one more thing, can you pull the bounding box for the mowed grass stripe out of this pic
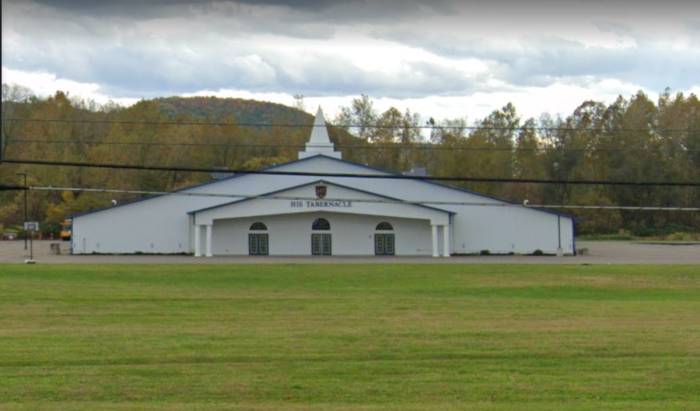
[0,264,699,410]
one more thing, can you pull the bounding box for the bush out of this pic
[532,249,544,256]
[629,223,695,238]
[480,249,490,256]
[665,232,697,242]
[42,222,61,237]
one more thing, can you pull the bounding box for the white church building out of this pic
[70,108,576,257]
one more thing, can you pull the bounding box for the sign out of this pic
[315,184,327,199]
[290,200,353,208]
[24,222,39,231]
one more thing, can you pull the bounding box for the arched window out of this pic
[376,222,393,231]
[312,218,331,231]
[250,222,268,231]
[249,222,269,255]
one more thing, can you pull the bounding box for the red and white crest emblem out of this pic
[315,184,327,199]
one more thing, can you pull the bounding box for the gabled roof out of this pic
[69,154,347,220]
[70,153,577,221]
[187,179,456,216]
[271,154,579,220]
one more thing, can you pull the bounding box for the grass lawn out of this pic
[0,264,699,410]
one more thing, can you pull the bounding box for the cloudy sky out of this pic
[3,0,700,122]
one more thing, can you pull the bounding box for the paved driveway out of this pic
[1,240,698,265]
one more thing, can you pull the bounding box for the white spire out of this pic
[298,107,342,159]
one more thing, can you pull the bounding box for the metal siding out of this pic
[72,155,575,255]
[209,213,432,256]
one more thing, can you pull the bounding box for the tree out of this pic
[335,94,379,142]
[466,103,520,197]
[1,83,36,159]
[510,118,546,204]
[292,94,306,113]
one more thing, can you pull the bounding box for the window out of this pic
[311,219,331,255]
[249,222,268,255]
[375,222,394,255]
[312,218,330,231]
[376,222,393,231]
[250,222,268,231]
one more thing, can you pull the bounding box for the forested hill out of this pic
[1,85,699,237]
[154,96,313,126]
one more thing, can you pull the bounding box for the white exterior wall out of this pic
[71,194,195,254]
[279,157,575,255]
[72,154,575,256]
[212,213,433,256]
[71,159,386,254]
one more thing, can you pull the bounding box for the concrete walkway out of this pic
[1,240,699,265]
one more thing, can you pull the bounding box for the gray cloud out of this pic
[23,0,457,24]
[595,21,634,37]
[2,0,478,99]
[3,0,700,106]
[376,23,700,94]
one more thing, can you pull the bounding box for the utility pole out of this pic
[553,162,564,257]
[16,171,28,250]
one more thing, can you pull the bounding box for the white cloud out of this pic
[1,66,139,107]
[0,64,674,128]
[223,55,277,86]
[2,0,698,123]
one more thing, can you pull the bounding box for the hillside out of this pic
[154,96,313,126]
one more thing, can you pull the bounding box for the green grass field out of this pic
[1,264,699,410]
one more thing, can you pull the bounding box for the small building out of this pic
[70,108,576,257]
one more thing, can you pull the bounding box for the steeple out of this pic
[298,107,342,160]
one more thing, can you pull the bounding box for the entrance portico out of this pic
[189,180,454,257]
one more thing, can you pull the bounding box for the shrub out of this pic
[480,249,490,256]
[666,232,693,242]
[532,249,544,256]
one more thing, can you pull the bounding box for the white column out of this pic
[431,225,439,257]
[194,225,201,257]
[442,225,450,257]
[205,224,213,257]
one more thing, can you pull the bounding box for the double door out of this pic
[311,234,332,256]
[249,234,269,255]
[375,234,395,255]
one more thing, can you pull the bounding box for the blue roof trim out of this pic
[293,155,579,221]
[71,152,577,221]
[188,178,456,216]
[69,155,334,220]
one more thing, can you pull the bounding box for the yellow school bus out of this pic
[60,219,72,241]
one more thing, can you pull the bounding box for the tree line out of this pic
[1,83,699,236]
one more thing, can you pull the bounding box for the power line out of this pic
[4,117,700,133]
[4,138,697,153]
[0,184,28,191]
[5,158,700,187]
[28,185,700,211]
